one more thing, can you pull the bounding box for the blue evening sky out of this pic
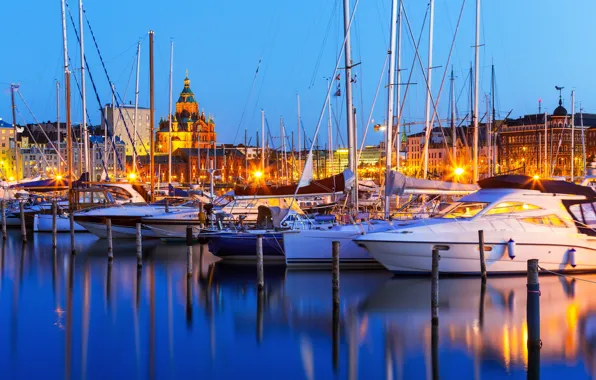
[0,0,594,147]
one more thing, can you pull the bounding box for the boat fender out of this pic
[568,248,577,268]
[507,239,516,260]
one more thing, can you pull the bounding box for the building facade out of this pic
[155,74,216,154]
[101,103,151,157]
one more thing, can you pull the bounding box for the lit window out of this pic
[486,202,541,215]
[522,214,569,228]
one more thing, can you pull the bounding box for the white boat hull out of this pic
[76,221,156,239]
[33,214,87,232]
[356,229,596,274]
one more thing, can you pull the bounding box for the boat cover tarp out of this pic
[386,171,479,196]
[479,175,596,198]
[168,183,189,197]
[234,169,354,197]
[9,173,89,191]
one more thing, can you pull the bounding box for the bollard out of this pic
[165,199,169,213]
[478,230,487,280]
[136,223,143,267]
[186,226,193,276]
[52,200,57,248]
[1,200,6,240]
[332,241,340,302]
[107,218,113,260]
[19,202,26,243]
[69,212,76,254]
[526,259,540,347]
[431,248,440,325]
[256,235,264,291]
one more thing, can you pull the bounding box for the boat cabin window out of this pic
[485,202,541,215]
[521,214,569,228]
[568,203,596,225]
[78,191,107,204]
[439,202,488,219]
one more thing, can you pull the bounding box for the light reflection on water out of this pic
[0,230,594,379]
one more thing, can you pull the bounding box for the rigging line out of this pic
[232,59,261,145]
[15,108,56,175]
[357,54,388,165]
[82,8,136,171]
[538,266,596,285]
[16,90,65,166]
[391,3,429,149]
[308,2,338,89]
[66,6,118,175]
[120,54,137,103]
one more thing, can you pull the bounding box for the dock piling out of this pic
[136,223,143,266]
[19,202,26,243]
[1,200,7,240]
[478,230,487,280]
[165,199,169,213]
[431,248,440,325]
[527,259,540,346]
[107,218,113,260]
[52,200,57,248]
[256,235,264,291]
[69,212,75,254]
[332,241,340,299]
[186,226,193,276]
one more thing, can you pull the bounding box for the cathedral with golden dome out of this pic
[156,73,216,153]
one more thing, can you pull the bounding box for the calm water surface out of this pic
[0,230,594,379]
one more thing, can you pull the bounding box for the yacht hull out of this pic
[356,230,596,274]
[33,214,87,232]
[142,218,204,239]
[207,232,285,262]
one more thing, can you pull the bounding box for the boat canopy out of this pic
[9,173,90,191]
[478,175,596,198]
[386,171,479,196]
[234,169,354,198]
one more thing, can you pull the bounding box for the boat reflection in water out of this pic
[360,275,596,379]
[0,228,594,379]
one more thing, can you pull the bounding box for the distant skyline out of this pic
[1,0,595,147]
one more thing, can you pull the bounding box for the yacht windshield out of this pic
[436,202,489,219]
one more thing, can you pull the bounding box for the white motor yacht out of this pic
[354,175,596,274]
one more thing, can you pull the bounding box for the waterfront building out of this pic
[101,103,151,157]
[155,74,216,154]
[0,118,16,179]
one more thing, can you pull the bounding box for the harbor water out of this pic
[0,230,594,379]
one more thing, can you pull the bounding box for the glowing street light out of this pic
[533,174,540,180]
[56,174,63,181]
[454,167,465,176]
[128,172,137,181]
[253,171,263,179]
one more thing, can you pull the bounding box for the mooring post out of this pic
[69,212,76,254]
[165,198,169,213]
[478,230,487,281]
[107,218,113,260]
[431,248,440,325]
[256,235,264,291]
[527,258,541,380]
[331,241,341,371]
[19,201,26,243]
[1,200,7,240]
[332,240,340,298]
[136,222,143,266]
[256,285,264,344]
[52,200,58,248]
[199,243,205,282]
[527,259,540,346]
[186,276,193,328]
[186,226,193,276]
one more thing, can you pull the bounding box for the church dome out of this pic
[178,74,197,103]
[552,99,567,117]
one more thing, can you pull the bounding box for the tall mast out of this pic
[79,0,89,175]
[544,112,548,178]
[581,104,586,177]
[56,81,61,176]
[244,129,248,181]
[261,109,265,173]
[297,93,301,171]
[384,0,398,219]
[450,68,456,161]
[485,93,491,177]
[168,41,174,183]
[326,79,333,176]
[133,41,141,173]
[60,0,72,195]
[421,0,435,179]
[473,0,481,182]
[10,85,19,181]
[395,0,402,169]
[149,30,155,202]
[571,90,575,181]
[343,0,358,208]
[491,64,496,176]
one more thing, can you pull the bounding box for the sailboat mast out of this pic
[10,85,19,181]
[473,0,481,182]
[133,41,141,173]
[491,64,496,176]
[343,0,358,208]
[395,0,402,169]
[297,94,301,171]
[56,81,61,176]
[60,0,72,195]
[581,105,586,177]
[327,79,333,176]
[571,90,575,181]
[149,30,155,202]
[261,109,265,173]
[168,41,173,183]
[421,0,435,179]
[384,0,398,219]
[79,0,89,175]
[450,68,456,161]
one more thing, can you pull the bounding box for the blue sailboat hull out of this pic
[206,232,286,261]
